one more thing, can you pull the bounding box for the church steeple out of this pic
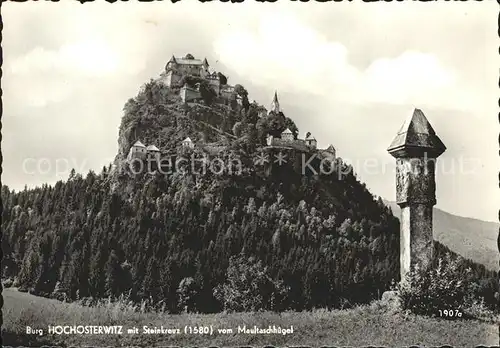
[268,91,280,115]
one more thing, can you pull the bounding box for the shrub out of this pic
[397,253,471,317]
[232,122,244,137]
[214,254,289,312]
[3,278,13,288]
[177,277,199,313]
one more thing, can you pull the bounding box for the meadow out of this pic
[3,287,498,347]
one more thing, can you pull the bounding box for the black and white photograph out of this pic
[1,1,499,347]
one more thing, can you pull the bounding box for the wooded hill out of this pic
[2,79,496,313]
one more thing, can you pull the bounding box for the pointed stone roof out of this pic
[388,108,446,158]
[326,144,335,152]
[202,58,209,66]
[282,128,292,134]
[146,145,160,151]
[272,91,278,103]
[133,140,146,148]
[268,91,280,114]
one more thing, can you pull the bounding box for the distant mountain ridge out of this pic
[384,200,498,271]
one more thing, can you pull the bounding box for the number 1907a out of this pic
[438,309,463,318]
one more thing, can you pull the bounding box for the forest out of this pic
[2,79,496,313]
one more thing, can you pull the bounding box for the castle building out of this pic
[146,144,161,162]
[180,83,203,103]
[324,144,336,158]
[162,54,210,87]
[206,71,222,95]
[127,141,162,162]
[182,137,194,148]
[236,95,244,106]
[305,134,317,149]
[220,85,235,100]
[127,140,147,160]
[256,105,267,118]
[268,91,281,115]
[281,128,294,141]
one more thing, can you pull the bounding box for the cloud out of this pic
[8,40,127,77]
[361,51,458,106]
[213,11,474,112]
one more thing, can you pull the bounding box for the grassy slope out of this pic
[385,201,499,271]
[3,288,497,347]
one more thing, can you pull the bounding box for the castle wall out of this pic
[208,78,221,94]
[182,140,194,148]
[147,151,161,163]
[220,86,235,100]
[306,139,317,149]
[173,64,204,77]
[164,70,181,87]
[181,86,202,103]
[268,138,309,152]
[323,149,336,159]
[127,147,147,161]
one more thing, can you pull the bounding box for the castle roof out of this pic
[168,53,206,66]
[388,108,446,158]
[146,145,160,151]
[282,128,293,134]
[305,134,316,141]
[268,138,310,152]
[176,58,204,65]
[326,144,335,152]
[268,90,281,114]
[133,140,146,148]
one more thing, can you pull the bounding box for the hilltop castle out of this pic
[127,87,336,164]
[158,53,241,105]
[162,54,210,87]
[129,55,337,162]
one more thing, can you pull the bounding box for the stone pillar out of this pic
[388,109,446,281]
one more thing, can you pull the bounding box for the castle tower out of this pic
[388,109,446,281]
[127,140,147,161]
[281,128,293,141]
[325,144,336,158]
[146,144,161,163]
[305,133,317,149]
[268,91,280,115]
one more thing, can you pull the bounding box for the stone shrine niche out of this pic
[395,158,410,204]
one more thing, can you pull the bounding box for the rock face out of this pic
[388,109,446,282]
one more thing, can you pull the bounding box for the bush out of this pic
[397,253,472,317]
[3,278,13,288]
[214,254,289,312]
[177,277,199,313]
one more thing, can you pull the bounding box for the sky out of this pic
[3,1,498,222]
